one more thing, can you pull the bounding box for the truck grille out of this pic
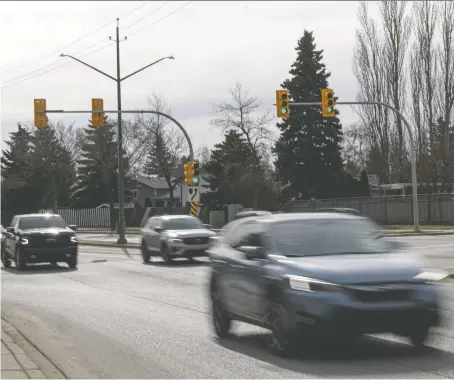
[30,234,70,248]
[183,237,209,245]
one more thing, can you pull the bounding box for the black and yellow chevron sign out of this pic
[190,202,199,217]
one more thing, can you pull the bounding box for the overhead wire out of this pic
[1,1,193,89]
[0,1,152,76]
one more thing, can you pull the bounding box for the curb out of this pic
[1,318,66,379]
[384,231,454,237]
[78,241,140,249]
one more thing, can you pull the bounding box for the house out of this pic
[123,171,212,208]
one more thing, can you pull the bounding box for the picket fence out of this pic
[39,208,110,228]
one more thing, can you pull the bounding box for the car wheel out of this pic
[67,255,78,269]
[141,241,151,263]
[161,244,173,265]
[409,325,430,347]
[15,248,26,271]
[266,303,296,357]
[211,284,231,338]
[1,246,11,268]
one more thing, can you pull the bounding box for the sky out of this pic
[0,0,373,154]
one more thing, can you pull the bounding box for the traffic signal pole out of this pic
[287,100,420,233]
[60,18,175,244]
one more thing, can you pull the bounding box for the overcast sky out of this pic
[0,1,375,153]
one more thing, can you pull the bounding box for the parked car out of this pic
[1,214,78,270]
[233,210,272,220]
[140,215,216,264]
[208,212,446,356]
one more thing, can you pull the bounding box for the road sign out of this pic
[187,186,200,203]
[190,202,199,217]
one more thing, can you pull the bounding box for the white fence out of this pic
[39,208,111,228]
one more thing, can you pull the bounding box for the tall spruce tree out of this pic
[72,118,129,227]
[31,125,75,211]
[205,130,260,208]
[1,123,35,224]
[274,31,346,200]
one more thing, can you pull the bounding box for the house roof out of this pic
[134,174,174,189]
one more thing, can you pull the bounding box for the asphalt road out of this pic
[1,236,454,379]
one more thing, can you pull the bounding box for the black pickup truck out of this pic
[1,213,78,270]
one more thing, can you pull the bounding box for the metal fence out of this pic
[39,208,111,228]
[287,193,454,224]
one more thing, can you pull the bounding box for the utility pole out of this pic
[60,18,175,244]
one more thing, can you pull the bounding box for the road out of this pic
[0,236,453,379]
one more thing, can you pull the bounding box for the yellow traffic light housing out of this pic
[276,89,289,118]
[192,161,200,185]
[184,162,193,185]
[34,99,47,128]
[321,88,335,117]
[92,98,104,127]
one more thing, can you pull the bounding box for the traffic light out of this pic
[321,88,335,117]
[184,162,193,185]
[92,98,104,127]
[192,161,200,185]
[34,99,47,128]
[276,89,289,118]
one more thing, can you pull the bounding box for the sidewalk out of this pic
[1,319,65,379]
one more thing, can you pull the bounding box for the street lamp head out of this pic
[168,55,175,60]
[59,53,66,57]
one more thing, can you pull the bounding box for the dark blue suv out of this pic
[208,213,445,356]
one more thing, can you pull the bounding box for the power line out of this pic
[1,41,115,89]
[127,1,193,38]
[0,2,152,76]
[123,1,172,29]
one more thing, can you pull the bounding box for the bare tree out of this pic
[436,1,454,190]
[210,82,274,153]
[379,0,411,181]
[412,0,439,192]
[138,93,188,209]
[342,123,370,177]
[53,121,84,165]
[353,1,391,183]
[210,82,275,208]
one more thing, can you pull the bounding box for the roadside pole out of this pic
[60,18,175,244]
[289,100,420,233]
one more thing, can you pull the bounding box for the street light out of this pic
[60,20,174,244]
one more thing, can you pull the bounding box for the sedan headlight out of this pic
[19,237,29,245]
[70,236,78,243]
[413,270,448,283]
[287,275,343,292]
[169,238,183,244]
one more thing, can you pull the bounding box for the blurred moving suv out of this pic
[141,215,216,264]
[208,212,447,356]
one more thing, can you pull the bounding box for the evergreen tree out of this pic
[205,130,262,208]
[1,123,35,224]
[72,118,129,227]
[274,30,346,200]
[31,125,75,211]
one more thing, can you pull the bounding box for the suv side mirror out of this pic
[6,227,15,234]
[69,225,77,231]
[237,246,265,260]
[154,226,162,233]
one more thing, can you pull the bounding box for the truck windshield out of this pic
[19,216,67,230]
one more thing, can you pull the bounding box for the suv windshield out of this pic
[268,219,389,257]
[164,218,204,230]
[19,216,67,230]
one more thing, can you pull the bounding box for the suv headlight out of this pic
[19,237,29,245]
[169,238,183,244]
[413,270,448,283]
[287,275,342,292]
[70,236,78,243]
